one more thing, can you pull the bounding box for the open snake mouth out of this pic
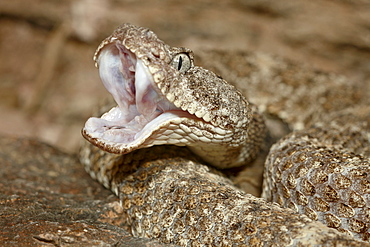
[83,42,193,148]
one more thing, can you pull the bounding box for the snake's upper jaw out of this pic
[82,41,197,154]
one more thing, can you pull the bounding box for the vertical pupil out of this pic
[177,56,183,70]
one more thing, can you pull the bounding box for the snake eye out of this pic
[170,53,191,73]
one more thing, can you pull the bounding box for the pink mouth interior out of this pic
[84,42,182,143]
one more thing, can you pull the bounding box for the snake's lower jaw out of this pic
[82,108,208,154]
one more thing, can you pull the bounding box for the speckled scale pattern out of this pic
[196,49,370,241]
[195,50,365,131]
[80,144,367,247]
[264,126,370,241]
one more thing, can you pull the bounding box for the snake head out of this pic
[82,24,257,168]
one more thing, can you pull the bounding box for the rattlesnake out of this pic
[79,23,370,246]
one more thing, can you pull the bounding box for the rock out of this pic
[0,136,173,246]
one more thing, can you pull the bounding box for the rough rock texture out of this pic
[0,136,175,247]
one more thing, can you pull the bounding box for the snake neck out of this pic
[80,144,233,194]
[188,104,266,168]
